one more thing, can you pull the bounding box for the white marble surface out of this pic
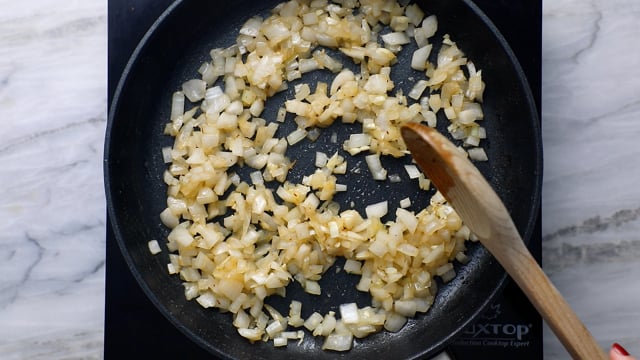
[541,0,640,357]
[0,0,638,359]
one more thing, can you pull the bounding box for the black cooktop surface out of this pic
[106,1,542,359]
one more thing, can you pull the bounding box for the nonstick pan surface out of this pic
[105,0,542,358]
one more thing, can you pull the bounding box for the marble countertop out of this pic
[1,0,639,359]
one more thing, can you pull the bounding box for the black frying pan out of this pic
[105,0,542,358]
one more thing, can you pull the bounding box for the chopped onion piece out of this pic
[408,79,429,100]
[304,312,324,331]
[365,154,387,180]
[350,133,372,148]
[239,16,263,37]
[238,328,263,342]
[390,15,410,32]
[182,79,207,102]
[322,333,353,351]
[394,300,417,317]
[266,319,286,338]
[396,208,418,233]
[384,312,407,332]
[287,128,308,145]
[330,69,355,95]
[335,183,347,192]
[299,58,320,73]
[339,303,359,324]
[411,44,432,71]
[365,201,388,219]
[404,164,421,179]
[147,240,162,255]
[170,91,185,121]
[250,171,264,185]
[161,146,172,163]
[197,292,217,308]
[464,135,480,147]
[273,336,288,347]
[381,32,410,46]
[418,173,431,190]
[315,151,328,168]
[305,280,321,295]
[343,259,362,274]
[405,3,425,26]
[159,208,179,229]
[289,300,304,327]
[468,147,488,161]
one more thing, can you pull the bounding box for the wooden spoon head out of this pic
[400,123,508,240]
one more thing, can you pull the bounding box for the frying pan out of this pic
[105,0,542,358]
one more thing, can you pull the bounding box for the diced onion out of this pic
[381,32,410,46]
[287,128,308,145]
[404,164,421,179]
[394,299,417,317]
[365,201,388,219]
[304,312,324,331]
[339,303,359,324]
[147,240,162,255]
[315,151,328,168]
[365,154,387,180]
[343,259,362,274]
[159,208,179,229]
[408,79,429,100]
[158,0,487,353]
[467,147,488,161]
[239,16,263,37]
[182,79,207,102]
[405,4,425,26]
[384,312,407,332]
[161,147,172,163]
[322,333,353,351]
[273,336,288,347]
[170,91,185,121]
[421,15,438,39]
[411,44,432,71]
[335,183,347,192]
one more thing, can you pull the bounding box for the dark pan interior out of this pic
[105,0,542,359]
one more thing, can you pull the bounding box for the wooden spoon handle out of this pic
[462,170,606,359]
[494,233,606,360]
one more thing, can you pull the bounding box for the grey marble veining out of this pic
[0,1,106,358]
[541,0,640,357]
[0,0,639,359]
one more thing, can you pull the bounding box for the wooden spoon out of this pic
[401,123,606,360]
